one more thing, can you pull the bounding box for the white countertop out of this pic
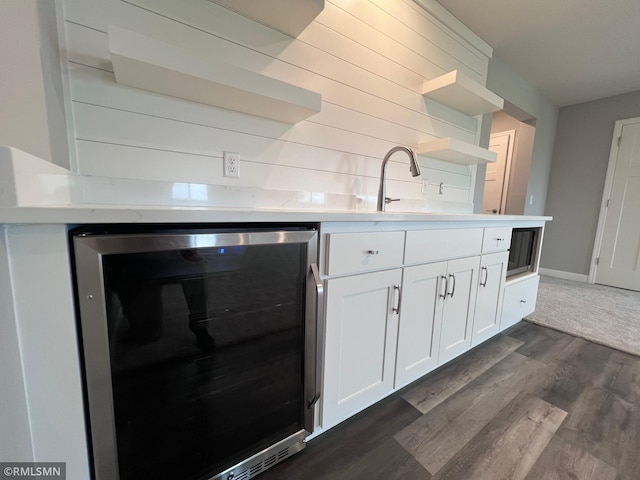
[0,203,551,225]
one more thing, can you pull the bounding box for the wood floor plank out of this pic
[433,395,567,480]
[508,322,577,364]
[554,350,640,479]
[263,323,640,480]
[401,335,524,414]
[260,396,422,480]
[524,338,614,412]
[597,351,640,480]
[394,352,544,475]
[525,435,618,480]
[340,439,431,480]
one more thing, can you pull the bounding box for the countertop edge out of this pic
[0,205,552,225]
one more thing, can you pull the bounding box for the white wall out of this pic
[542,90,640,276]
[59,0,495,211]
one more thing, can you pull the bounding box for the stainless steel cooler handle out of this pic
[308,263,324,408]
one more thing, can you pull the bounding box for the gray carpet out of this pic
[525,275,640,357]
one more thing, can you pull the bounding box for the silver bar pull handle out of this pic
[308,263,324,409]
[439,275,448,299]
[392,284,401,314]
[480,266,488,287]
[448,273,456,298]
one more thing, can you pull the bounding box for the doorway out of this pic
[592,117,640,291]
[482,109,536,215]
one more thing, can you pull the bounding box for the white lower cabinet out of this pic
[501,275,540,331]
[394,262,445,389]
[396,256,481,390]
[438,256,481,364]
[321,268,402,429]
[319,223,544,434]
[472,251,509,346]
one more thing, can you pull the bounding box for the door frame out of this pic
[484,129,516,214]
[589,116,640,284]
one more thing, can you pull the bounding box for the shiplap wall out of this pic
[60,0,492,211]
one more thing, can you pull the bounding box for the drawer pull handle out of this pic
[520,299,527,303]
[496,237,505,242]
[366,250,380,255]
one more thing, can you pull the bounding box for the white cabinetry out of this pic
[395,262,443,389]
[482,227,512,254]
[321,231,405,428]
[396,229,482,388]
[320,222,544,433]
[326,231,404,276]
[395,256,480,388]
[438,256,480,364]
[322,268,401,428]
[472,251,508,346]
[501,275,539,331]
[472,227,512,346]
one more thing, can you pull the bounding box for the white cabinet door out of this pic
[439,256,480,364]
[395,262,445,389]
[322,268,402,429]
[472,251,508,346]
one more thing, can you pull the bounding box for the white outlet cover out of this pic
[223,151,240,178]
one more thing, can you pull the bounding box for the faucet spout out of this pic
[377,146,421,212]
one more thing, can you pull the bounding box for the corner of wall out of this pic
[486,56,559,216]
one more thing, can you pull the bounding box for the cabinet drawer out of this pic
[482,227,512,253]
[501,275,539,330]
[404,228,483,264]
[326,231,405,276]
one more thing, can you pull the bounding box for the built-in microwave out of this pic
[507,227,538,277]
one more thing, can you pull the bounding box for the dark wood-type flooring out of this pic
[261,321,640,480]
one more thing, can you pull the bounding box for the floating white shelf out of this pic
[108,26,322,124]
[210,0,324,37]
[422,70,504,116]
[416,137,497,165]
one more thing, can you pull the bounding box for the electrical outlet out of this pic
[223,151,240,178]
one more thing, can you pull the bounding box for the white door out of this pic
[483,130,515,214]
[596,120,640,291]
[395,262,445,389]
[472,251,508,346]
[439,256,480,364]
[322,269,402,428]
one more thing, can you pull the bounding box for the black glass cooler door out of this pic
[73,229,319,480]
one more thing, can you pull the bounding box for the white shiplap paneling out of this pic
[60,0,492,210]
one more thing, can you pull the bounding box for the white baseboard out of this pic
[539,268,588,283]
